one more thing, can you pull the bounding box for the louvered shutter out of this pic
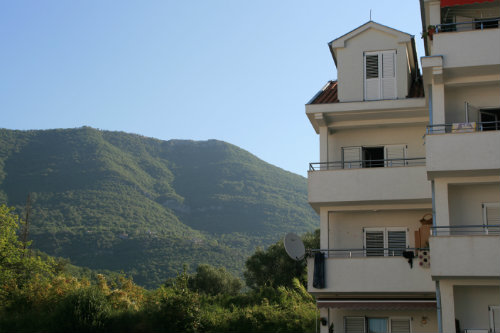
[390,318,411,333]
[489,305,500,333]
[364,53,380,100]
[364,229,384,256]
[381,51,396,99]
[388,230,407,256]
[484,203,500,225]
[345,317,365,333]
[343,147,362,169]
[384,145,406,167]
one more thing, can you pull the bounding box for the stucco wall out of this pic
[448,183,500,226]
[328,210,431,249]
[444,84,500,124]
[454,285,500,331]
[328,125,427,162]
[329,308,437,333]
[336,29,409,102]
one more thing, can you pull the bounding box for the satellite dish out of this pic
[284,232,305,261]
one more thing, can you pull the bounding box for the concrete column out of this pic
[319,126,328,166]
[429,1,441,26]
[432,74,446,125]
[319,308,329,333]
[439,280,456,333]
[434,179,450,229]
[320,208,329,251]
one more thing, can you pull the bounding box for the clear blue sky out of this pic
[0,1,424,177]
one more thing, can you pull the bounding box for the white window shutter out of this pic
[489,305,500,333]
[342,147,362,169]
[345,317,366,333]
[483,203,500,225]
[364,53,380,100]
[387,230,407,256]
[384,144,406,167]
[364,229,385,256]
[381,51,396,99]
[390,318,411,333]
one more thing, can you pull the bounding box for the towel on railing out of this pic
[313,252,325,289]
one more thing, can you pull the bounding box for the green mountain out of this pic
[0,127,317,287]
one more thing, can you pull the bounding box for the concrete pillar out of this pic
[434,179,450,230]
[319,308,329,333]
[319,126,328,166]
[320,208,329,251]
[432,73,446,126]
[439,280,456,333]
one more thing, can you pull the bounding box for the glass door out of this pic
[367,318,387,333]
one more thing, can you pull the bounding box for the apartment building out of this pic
[305,1,500,332]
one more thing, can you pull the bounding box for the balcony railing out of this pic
[426,121,500,134]
[308,247,428,258]
[309,157,426,171]
[435,18,500,33]
[431,224,500,236]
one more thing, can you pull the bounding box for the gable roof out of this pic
[328,21,414,66]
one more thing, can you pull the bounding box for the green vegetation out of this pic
[0,127,318,287]
[0,206,318,332]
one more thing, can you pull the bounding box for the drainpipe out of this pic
[429,88,433,126]
[432,181,443,333]
[465,101,469,123]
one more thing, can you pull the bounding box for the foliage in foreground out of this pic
[0,205,318,332]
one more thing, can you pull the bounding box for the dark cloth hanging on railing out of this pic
[313,252,325,289]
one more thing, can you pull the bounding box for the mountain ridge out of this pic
[0,127,317,287]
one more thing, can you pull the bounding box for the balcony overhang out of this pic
[316,299,437,310]
[306,98,427,133]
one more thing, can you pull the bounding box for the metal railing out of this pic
[435,18,500,33]
[426,121,500,134]
[431,224,500,236]
[309,157,426,171]
[308,247,428,258]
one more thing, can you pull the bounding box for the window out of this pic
[480,109,500,131]
[364,50,396,100]
[490,305,500,333]
[364,227,408,257]
[344,317,411,333]
[342,145,407,169]
[483,203,500,226]
[345,317,365,333]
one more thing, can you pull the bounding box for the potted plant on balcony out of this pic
[422,25,436,40]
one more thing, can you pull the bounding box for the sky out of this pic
[0,1,425,177]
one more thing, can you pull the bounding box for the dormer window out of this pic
[364,50,396,100]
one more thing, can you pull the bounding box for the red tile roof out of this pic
[308,77,424,104]
[308,81,339,104]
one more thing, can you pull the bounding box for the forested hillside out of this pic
[0,127,317,287]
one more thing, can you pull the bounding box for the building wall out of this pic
[448,183,500,226]
[328,308,437,333]
[336,28,410,102]
[328,125,426,162]
[454,285,500,331]
[328,210,431,250]
[444,84,500,124]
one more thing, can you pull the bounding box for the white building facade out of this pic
[306,1,500,332]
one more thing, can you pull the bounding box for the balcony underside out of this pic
[308,166,431,211]
[307,256,435,295]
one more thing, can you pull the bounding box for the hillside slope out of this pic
[0,127,317,287]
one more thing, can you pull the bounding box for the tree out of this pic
[189,264,243,296]
[0,205,54,306]
[243,229,319,289]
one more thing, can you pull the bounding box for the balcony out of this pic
[432,20,500,69]
[429,225,500,278]
[308,158,430,208]
[425,122,500,177]
[307,248,435,294]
